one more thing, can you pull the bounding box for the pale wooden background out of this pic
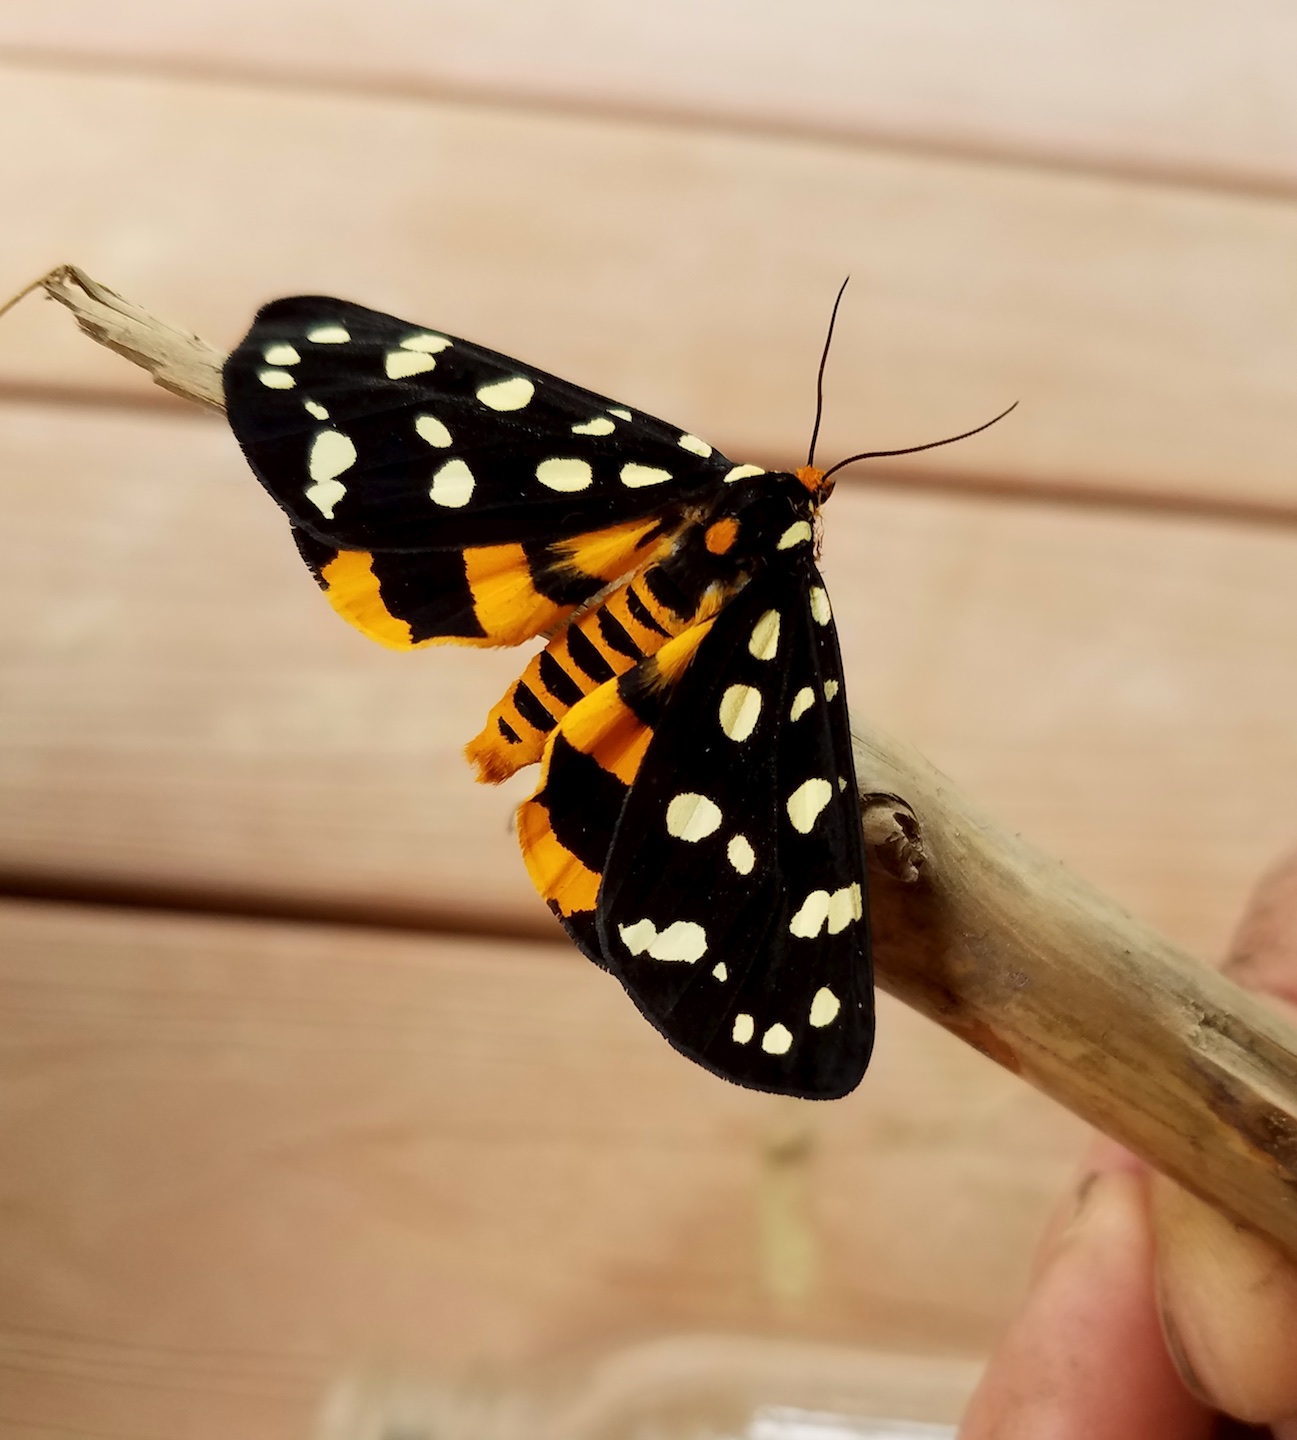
[3,5,1297,1437]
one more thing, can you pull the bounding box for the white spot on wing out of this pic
[308,429,357,482]
[790,687,814,721]
[477,376,534,411]
[762,1024,793,1055]
[618,918,657,955]
[536,457,593,492]
[727,834,755,874]
[810,586,832,624]
[572,417,615,436]
[608,406,633,420]
[809,988,840,1027]
[415,414,453,448]
[732,1013,755,1044]
[719,684,761,741]
[401,332,451,354]
[725,464,765,483]
[665,792,723,842]
[429,458,475,508]
[789,890,830,939]
[263,343,300,365]
[304,400,329,420]
[386,349,438,379]
[618,918,708,963]
[620,463,671,488]
[712,963,728,981]
[258,368,295,389]
[678,433,712,458]
[307,324,349,344]
[828,883,863,934]
[652,923,707,961]
[778,521,813,550]
[787,777,832,833]
[824,679,840,700]
[304,479,346,519]
[789,884,861,938]
[748,610,780,661]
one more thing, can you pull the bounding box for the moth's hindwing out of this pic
[293,514,673,652]
[595,561,874,1099]
[223,295,743,554]
[517,621,716,967]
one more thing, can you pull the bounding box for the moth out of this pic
[223,290,1007,1098]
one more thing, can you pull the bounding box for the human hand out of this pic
[959,851,1297,1439]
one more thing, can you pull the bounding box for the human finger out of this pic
[959,1147,1210,1440]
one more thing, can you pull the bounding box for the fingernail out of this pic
[1154,1175,1297,1422]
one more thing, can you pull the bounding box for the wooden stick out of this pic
[13,266,1297,1262]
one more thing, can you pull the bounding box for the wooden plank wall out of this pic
[2,6,1295,1436]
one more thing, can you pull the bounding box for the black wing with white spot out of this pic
[224,296,751,552]
[595,557,874,1099]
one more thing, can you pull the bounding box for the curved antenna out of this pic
[806,276,850,470]
[821,401,1018,481]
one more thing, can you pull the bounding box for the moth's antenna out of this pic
[807,276,850,471]
[821,401,1018,481]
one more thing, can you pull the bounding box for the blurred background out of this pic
[3,2,1297,1435]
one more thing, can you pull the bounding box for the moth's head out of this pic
[793,464,835,505]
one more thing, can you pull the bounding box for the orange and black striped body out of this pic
[470,479,815,781]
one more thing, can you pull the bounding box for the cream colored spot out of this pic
[727,834,755,874]
[304,478,346,519]
[789,885,861,939]
[608,406,633,420]
[621,463,671,488]
[790,891,829,939]
[762,1024,793,1055]
[258,368,295,389]
[732,1013,755,1044]
[618,918,657,955]
[787,778,832,833]
[618,918,708,963]
[665,792,722,842]
[429,458,475,508]
[678,433,712,458]
[790,687,814,721]
[572,416,615,436]
[477,376,534,411]
[263,343,300,365]
[385,349,438,380]
[724,464,765,483]
[719,684,761,742]
[308,429,357,482]
[400,332,451,354]
[536,457,593,492]
[307,324,350,344]
[838,776,848,791]
[748,610,780,661]
[810,586,832,624]
[304,399,330,420]
[828,884,863,933]
[712,963,728,982]
[415,414,453,448]
[778,520,813,550]
[824,679,840,700]
[809,988,840,1027]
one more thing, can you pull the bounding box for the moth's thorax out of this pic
[688,469,820,570]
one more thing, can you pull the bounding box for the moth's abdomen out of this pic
[467,554,731,783]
